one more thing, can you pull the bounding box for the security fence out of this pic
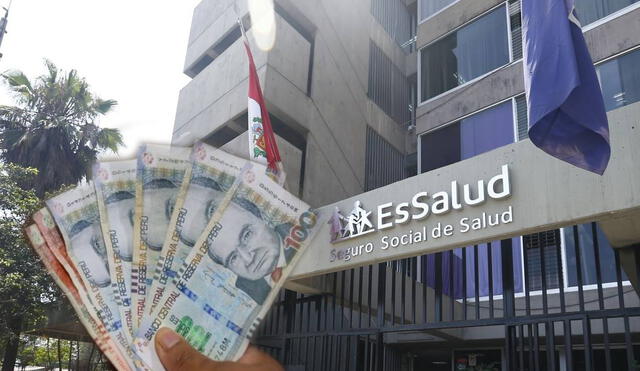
[255,221,640,371]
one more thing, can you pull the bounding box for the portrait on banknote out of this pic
[178,175,226,247]
[105,190,135,261]
[69,218,111,288]
[206,185,296,305]
[143,178,178,251]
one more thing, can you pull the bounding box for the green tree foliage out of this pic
[0,60,123,370]
[17,336,73,370]
[0,59,123,196]
[0,163,55,370]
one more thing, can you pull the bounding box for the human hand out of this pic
[155,327,284,371]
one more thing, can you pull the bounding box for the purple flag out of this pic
[522,0,610,175]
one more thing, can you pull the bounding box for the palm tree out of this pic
[0,59,123,196]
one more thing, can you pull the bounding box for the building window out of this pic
[420,99,515,173]
[368,41,412,126]
[575,0,640,26]
[365,126,406,191]
[596,48,640,112]
[563,223,623,287]
[515,95,529,141]
[420,5,510,102]
[371,0,414,49]
[420,238,523,299]
[508,0,523,60]
[419,0,458,21]
[524,230,562,291]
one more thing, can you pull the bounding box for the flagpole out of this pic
[237,17,248,43]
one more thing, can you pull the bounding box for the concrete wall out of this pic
[173,13,310,145]
[218,131,303,196]
[184,0,244,74]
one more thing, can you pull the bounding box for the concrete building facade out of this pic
[174,0,640,370]
[173,0,418,207]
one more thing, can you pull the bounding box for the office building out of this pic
[174,0,640,369]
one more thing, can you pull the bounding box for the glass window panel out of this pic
[462,238,522,299]
[421,238,522,300]
[420,122,460,173]
[575,0,639,26]
[453,7,509,84]
[420,100,516,173]
[523,230,562,291]
[597,48,640,112]
[564,223,622,286]
[420,0,458,21]
[618,49,640,107]
[598,57,626,111]
[420,6,509,101]
[460,100,514,159]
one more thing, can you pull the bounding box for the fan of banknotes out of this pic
[24,142,321,371]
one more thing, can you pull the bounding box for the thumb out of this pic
[155,328,219,371]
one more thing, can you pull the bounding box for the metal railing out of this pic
[255,222,640,370]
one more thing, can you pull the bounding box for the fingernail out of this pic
[157,328,181,350]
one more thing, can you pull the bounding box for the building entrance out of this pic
[255,222,640,371]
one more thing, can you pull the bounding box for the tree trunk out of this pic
[1,316,23,371]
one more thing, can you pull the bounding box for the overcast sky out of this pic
[0,0,200,158]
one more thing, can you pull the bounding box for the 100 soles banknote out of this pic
[145,143,263,317]
[132,144,191,331]
[95,159,138,337]
[25,224,134,371]
[134,162,320,369]
[46,183,136,364]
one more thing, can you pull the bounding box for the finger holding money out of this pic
[154,328,283,371]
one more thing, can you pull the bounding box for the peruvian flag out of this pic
[243,40,286,185]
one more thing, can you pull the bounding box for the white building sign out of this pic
[329,164,513,263]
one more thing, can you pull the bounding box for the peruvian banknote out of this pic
[32,208,87,295]
[94,159,137,337]
[25,224,134,371]
[134,162,321,368]
[46,183,135,364]
[132,144,191,331]
[145,143,258,317]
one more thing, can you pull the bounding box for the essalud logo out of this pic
[328,201,375,243]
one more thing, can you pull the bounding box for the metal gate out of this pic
[255,222,640,370]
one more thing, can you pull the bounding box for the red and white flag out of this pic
[242,36,286,185]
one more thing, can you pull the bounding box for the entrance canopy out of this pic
[290,104,640,281]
